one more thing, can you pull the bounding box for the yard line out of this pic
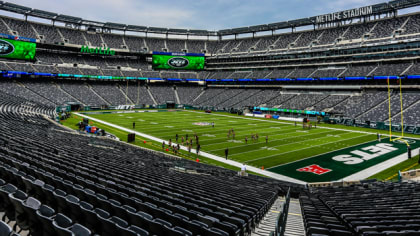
[245,133,372,164]
[184,110,420,140]
[208,129,341,153]
[144,122,291,137]
[225,130,348,157]
[201,126,311,148]
[75,112,307,185]
[266,137,376,169]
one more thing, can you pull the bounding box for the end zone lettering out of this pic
[332,143,398,165]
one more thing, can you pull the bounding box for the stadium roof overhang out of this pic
[0,0,418,37]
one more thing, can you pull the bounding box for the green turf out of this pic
[368,156,420,181]
[76,110,420,182]
[60,113,257,175]
[269,139,419,182]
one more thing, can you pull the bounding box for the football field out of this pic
[82,110,420,183]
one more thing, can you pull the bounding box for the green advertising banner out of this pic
[152,55,205,70]
[0,38,36,60]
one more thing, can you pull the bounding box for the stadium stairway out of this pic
[284,198,305,236]
[251,196,284,236]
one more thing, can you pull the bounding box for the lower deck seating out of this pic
[0,93,286,236]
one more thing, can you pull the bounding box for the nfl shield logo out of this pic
[297,164,331,175]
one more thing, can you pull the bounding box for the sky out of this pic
[5,0,420,30]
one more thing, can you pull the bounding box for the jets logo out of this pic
[393,139,416,145]
[0,40,14,56]
[168,57,189,68]
[297,164,332,175]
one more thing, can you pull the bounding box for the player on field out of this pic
[408,145,412,159]
[225,147,229,160]
[196,144,201,156]
[245,136,248,144]
[266,135,268,144]
[133,122,135,129]
[162,141,165,150]
[169,139,172,146]
[232,131,235,140]
[181,136,184,145]
[176,134,178,142]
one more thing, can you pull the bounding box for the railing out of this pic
[270,187,291,236]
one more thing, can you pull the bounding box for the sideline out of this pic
[74,112,307,185]
[186,110,420,180]
[185,110,420,140]
[342,148,420,181]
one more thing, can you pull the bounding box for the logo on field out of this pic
[0,40,14,56]
[393,139,416,145]
[168,57,189,68]
[297,164,332,175]
[193,122,211,126]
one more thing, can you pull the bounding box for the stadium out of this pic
[0,0,420,235]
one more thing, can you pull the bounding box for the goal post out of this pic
[387,76,409,146]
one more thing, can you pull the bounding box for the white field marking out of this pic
[150,122,158,124]
[260,146,278,151]
[183,110,420,141]
[202,134,216,137]
[227,140,244,143]
[226,130,351,157]
[341,147,420,181]
[296,130,308,133]
[248,133,372,164]
[248,124,257,126]
[270,127,282,129]
[228,121,237,123]
[182,129,193,132]
[267,137,376,169]
[118,115,124,116]
[165,126,174,128]
[209,129,340,152]
[127,117,134,118]
[137,119,145,121]
[74,112,306,185]
[142,122,294,139]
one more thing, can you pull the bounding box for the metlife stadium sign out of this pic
[315,6,373,24]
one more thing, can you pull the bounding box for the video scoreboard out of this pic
[0,38,36,60]
[152,52,205,71]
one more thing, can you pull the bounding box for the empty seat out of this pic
[0,221,13,236]
[36,205,56,236]
[53,213,73,236]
